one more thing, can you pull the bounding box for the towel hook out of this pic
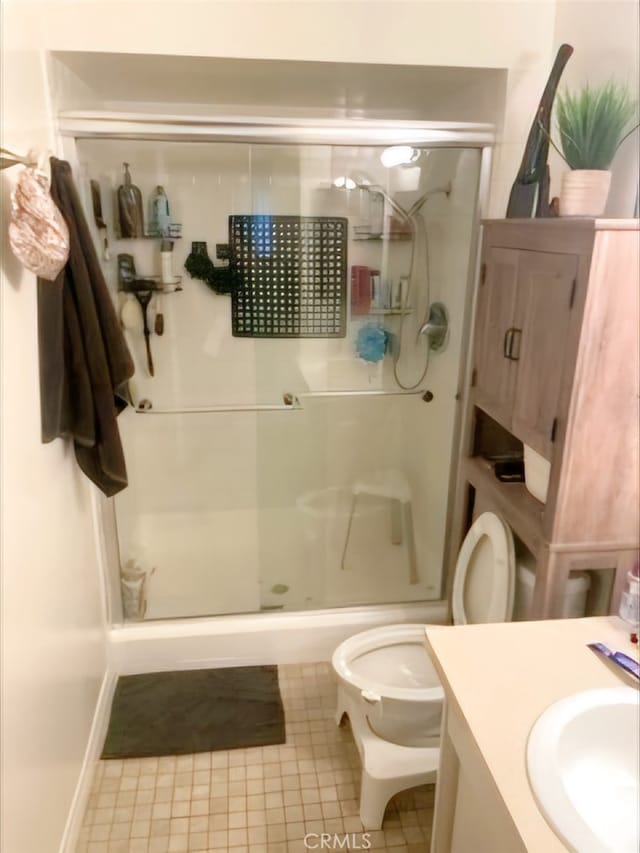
[0,146,39,172]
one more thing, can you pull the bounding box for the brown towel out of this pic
[38,157,135,496]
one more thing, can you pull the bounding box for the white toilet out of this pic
[331,511,521,828]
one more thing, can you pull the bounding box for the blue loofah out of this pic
[355,323,390,363]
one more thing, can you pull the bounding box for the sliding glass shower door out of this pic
[77,135,482,620]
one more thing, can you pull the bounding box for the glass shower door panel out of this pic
[115,410,261,619]
[99,136,483,621]
[250,144,482,612]
[255,395,440,611]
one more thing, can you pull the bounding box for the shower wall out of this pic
[77,139,481,620]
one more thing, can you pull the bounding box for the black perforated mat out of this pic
[229,215,347,337]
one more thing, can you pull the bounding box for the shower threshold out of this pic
[108,601,448,675]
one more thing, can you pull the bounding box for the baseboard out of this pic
[58,668,117,853]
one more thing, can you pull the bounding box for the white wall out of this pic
[33,0,559,216]
[551,0,639,216]
[12,0,638,216]
[0,7,109,853]
[40,0,637,216]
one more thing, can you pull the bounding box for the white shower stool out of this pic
[341,469,418,584]
[336,685,439,830]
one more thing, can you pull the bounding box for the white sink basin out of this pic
[527,687,639,852]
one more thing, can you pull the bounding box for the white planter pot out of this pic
[558,169,611,217]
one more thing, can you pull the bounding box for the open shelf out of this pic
[120,275,183,294]
[463,455,545,556]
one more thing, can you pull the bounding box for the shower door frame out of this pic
[59,115,494,627]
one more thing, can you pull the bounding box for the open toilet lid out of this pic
[452,512,515,625]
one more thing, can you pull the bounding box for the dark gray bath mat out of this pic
[102,665,285,758]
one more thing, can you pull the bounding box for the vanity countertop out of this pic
[424,615,639,852]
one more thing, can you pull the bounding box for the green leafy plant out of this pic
[552,81,638,170]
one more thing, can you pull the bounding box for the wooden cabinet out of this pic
[474,247,578,458]
[451,218,639,620]
[472,247,520,423]
[510,250,577,457]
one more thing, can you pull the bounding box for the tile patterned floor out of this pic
[77,663,434,852]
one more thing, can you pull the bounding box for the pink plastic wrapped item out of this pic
[8,165,70,281]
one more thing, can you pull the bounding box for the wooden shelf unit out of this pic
[450,218,639,621]
[462,456,544,557]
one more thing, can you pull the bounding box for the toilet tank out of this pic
[514,563,591,620]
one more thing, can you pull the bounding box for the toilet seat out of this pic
[451,511,516,625]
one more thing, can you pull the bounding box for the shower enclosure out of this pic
[72,122,487,623]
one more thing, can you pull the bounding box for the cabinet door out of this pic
[472,247,520,426]
[511,250,578,457]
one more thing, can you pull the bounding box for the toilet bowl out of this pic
[332,512,517,748]
[332,624,444,747]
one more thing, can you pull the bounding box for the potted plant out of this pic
[550,80,638,216]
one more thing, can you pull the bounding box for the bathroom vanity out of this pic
[424,616,639,852]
